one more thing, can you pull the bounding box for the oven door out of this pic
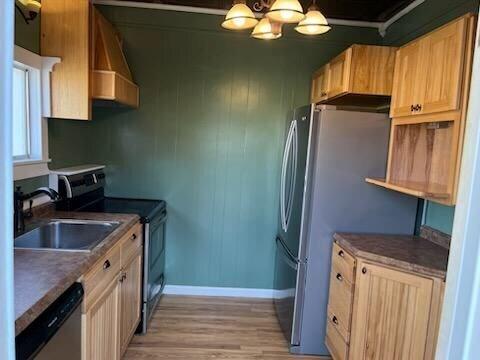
[142,211,167,333]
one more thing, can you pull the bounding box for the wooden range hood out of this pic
[41,1,138,120]
[93,8,139,108]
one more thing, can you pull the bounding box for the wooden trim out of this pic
[451,14,477,204]
[392,111,461,125]
[424,279,445,360]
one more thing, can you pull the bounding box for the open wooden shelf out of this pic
[365,178,450,200]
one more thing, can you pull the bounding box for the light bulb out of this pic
[280,10,294,21]
[306,25,321,33]
[233,17,246,27]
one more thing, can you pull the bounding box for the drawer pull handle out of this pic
[103,260,111,270]
[131,233,137,241]
[336,273,343,281]
[338,250,344,257]
[362,267,367,274]
[332,316,339,325]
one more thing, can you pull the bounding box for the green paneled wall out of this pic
[383,0,479,235]
[15,9,39,54]
[425,203,456,235]
[383,0,479,46]
[48,6,382,289]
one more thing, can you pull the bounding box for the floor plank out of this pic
[124,295,329,360]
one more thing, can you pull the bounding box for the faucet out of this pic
[14,186,61,234]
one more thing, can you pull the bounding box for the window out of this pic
[12,45,59,181]
[12,66,30,160]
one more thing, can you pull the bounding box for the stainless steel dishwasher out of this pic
[16,282,83,360]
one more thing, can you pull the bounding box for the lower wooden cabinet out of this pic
[82,277,121,360]
[120,252,143,355]
[326,243,444,360]
[81,223,143,360]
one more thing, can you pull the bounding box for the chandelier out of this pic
[222,0,331,40]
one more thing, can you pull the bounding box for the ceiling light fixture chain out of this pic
[252,0,274,12]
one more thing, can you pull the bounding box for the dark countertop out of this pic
[15,211,139,336]
[333,232,449,280]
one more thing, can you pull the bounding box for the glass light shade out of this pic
[295,9,331,35]
[251,18,282,40]
[266,0,305,24]
[222,3,258,30]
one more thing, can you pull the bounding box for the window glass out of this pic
[12,66,30,159]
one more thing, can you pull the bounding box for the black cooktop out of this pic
[79,197,166,223]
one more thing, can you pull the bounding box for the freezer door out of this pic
[274,236,299,346]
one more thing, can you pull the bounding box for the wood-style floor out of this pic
[124,295,329,359]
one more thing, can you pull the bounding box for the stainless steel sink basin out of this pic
[14,219,120,252]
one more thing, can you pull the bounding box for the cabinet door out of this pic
[390,41,424,118]
[41,0,92,120]
[120,252,143,355]
[83,277,121,360]
[420,17,467,115]
[311,64,329,103]
[327,48,352,98]
[350,261,433,360]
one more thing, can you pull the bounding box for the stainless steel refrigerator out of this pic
[273,105,419,355]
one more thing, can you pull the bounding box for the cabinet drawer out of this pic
[332,243,355,284]
[120,223,143,266]
[328,306,351,343]
[83,245,121,310]
[326,319,349,360]
[328,269,354,339]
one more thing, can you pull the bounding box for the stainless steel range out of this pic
[50,165,167,334]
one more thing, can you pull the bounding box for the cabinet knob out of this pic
[131,233,137,241]
[336,273,343,282]
[362,267,367,274]
[103,260,111,270]
[332,316,339,325]
[338,250,344,258]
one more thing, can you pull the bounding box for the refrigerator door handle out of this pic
[276,236,298,270]
[280,121,295,232]
[285,120,297,232]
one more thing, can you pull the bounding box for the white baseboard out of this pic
[163,285,295,299]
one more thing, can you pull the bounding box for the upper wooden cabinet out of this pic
[389,41,424,117]
[311,64,329,103]
[368,14,476,205]
[310,45,397,108]
[327,48,352,99]
[41,0,139,120]
[391,16,470,118]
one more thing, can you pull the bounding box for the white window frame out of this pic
[13,45,60,181]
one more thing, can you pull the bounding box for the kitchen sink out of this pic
[14,219,120,252]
